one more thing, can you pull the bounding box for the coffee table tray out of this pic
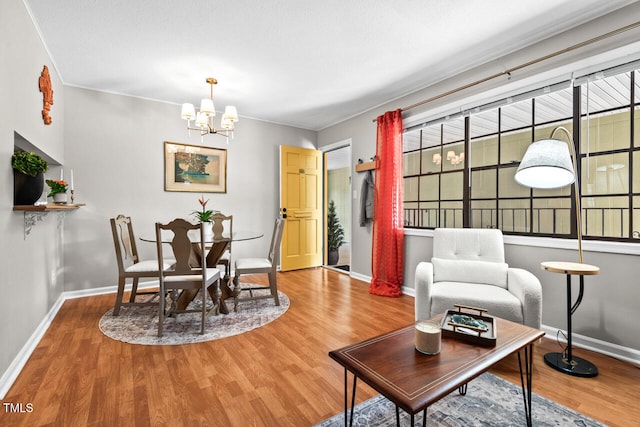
[440,305,497,347]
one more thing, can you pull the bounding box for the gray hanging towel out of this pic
[360,170,374,226]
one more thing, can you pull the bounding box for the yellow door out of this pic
[280,145,323,271]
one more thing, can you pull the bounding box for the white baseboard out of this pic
[348,271,371,284]
[0,280,159,399]
[348,272,417,298]
[540,324,640,366]
[402,286,416,297]
[348,274,638,366]
[2,280,638,399]
[63,280,159,299]
[0,295,65,399]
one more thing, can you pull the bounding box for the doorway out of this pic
[324,143,351,272]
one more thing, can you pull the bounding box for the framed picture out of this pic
[164,141,227,193]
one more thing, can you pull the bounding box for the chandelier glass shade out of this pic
[181,77,239,142]
[432,151,464,165]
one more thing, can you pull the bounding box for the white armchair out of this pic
[415,228,542,329]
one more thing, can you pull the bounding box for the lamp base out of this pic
[544,352,598,377]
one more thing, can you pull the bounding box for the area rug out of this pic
[315,372,607,427]
[99,287,289,345]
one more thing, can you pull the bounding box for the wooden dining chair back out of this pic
[210,212,233,278]
[110,214,171,316]
[232,218,285,311]
[155,218,221,337]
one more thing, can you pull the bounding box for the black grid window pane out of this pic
[470,200,497,229]
[401,65,640,241]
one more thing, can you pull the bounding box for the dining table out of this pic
[140,229,263,314]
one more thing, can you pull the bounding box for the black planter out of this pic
[328,250,339,265]
[13,170,44,205]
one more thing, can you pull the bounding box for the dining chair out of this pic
[155,218,221,336]
[210,212,233,278]
[110,214,173,316]
[232,218,285,311]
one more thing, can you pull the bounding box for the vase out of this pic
[13,170,44,205]
[203,222,214,242]
[328,250,339,265]
[53,192,67,204]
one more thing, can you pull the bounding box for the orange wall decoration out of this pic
[38,65,54,125]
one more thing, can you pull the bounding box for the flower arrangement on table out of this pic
[45,179,68,197]
[191,195,217,223]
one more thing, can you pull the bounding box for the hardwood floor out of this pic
[1,268,638,426]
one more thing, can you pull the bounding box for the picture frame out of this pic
[164,141,227,193]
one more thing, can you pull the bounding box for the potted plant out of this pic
[327,200,345,265]
[12,151,48,205]
[191,195,215,223]
[46,179,69,203]
[191,196,217,241]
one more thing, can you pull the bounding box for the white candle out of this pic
[415,320,442,355]
[60,168,63,180]
[70,169,74,190]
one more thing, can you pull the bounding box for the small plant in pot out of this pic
[46,179,69,203]
[191,196,215,223]
[191,196,219,241]
[327,200,345,265]
[12,151,48,205]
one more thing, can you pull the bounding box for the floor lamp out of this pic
[514,126,600,377]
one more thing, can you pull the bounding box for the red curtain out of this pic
[369,109,404,297]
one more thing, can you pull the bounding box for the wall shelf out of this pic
[355,161,376,172]
[13,203,85,212]
[13,204,85,238]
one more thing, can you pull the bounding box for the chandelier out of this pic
[432,151,464,166]
[180,77,239,142]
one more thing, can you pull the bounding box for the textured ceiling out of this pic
[23,0,637,131]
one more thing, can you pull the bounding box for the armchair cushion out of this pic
[430,281,523,324]
[432,257,508,288]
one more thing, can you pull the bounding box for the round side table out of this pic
[541,261,600,377]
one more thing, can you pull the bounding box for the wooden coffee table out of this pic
[329,314,544,427]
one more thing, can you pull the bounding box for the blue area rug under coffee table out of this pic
[315,372,606,427]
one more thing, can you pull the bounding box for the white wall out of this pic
[0,0,317,390]
[318,3,640,354]
[63,87,316,291]
[0,0,67,384]
[4,0,640,389]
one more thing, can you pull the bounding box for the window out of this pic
[580,72,635,239]
[403,65,640,243]
[404,117,465,228]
